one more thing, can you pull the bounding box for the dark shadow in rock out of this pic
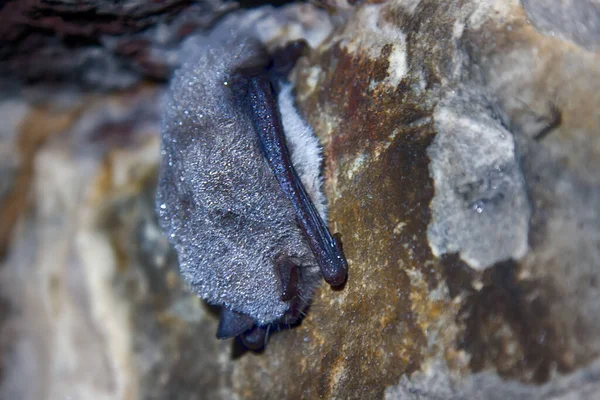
[442,255,567,383]
[231,337,255,359]
[533,104,561,141]
[202,301,222,320]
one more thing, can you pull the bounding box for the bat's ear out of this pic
[268,39,308,78]
[276,255,300,301]
[216,307,256,339]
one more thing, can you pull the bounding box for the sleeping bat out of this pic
[156,24,347,349]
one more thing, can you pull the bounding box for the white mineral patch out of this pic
[332,4,408,87]
[385,357,600,399]
[346,153,367,180]
[387,43,408,87]
[427,96,530,270]
[217,5,333,51]
[468,0,521,29]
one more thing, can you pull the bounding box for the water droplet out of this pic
[473,202,484,213]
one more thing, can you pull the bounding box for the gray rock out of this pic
[1,1,600,399]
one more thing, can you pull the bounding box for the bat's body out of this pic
[156,26,346,349]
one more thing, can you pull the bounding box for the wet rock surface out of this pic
[1,1,600,399]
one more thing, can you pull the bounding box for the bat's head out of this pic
[215,254,320,350]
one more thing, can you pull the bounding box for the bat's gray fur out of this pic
[156,27,324,325]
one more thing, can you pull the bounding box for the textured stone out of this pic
[290,0,600,396]
[522,0,600,51]
[0,88,163,400]
[0,1,332,93]
[386,358,600,400]
[428,95,530,269]
[0,0,235,90]
[1,1,599,399]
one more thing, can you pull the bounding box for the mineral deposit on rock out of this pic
[1,1,599,399]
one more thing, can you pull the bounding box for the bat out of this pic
[156,25,347,350]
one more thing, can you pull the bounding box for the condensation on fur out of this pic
[156,28,325,325]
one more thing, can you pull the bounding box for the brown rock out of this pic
[1,1,600,399]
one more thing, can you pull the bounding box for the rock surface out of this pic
[0,0,234,90]
[1,1,600,399]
